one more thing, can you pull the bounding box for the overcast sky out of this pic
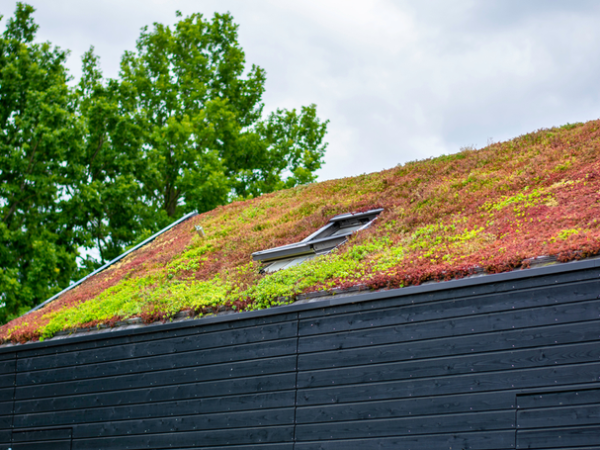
[2,0,600,181]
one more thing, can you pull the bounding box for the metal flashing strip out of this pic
[328,208,384,222]
[25,211,199,316]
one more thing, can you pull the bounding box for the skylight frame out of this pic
[252,208,383,271]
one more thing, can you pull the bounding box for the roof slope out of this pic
[3,120,600,344]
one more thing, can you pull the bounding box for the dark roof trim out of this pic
[25,211,199,316]
[328,208,384,222]
[3,255,598,354]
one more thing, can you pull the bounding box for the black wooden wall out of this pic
[1,259,600,450]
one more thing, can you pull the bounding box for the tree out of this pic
[69,49,150,264]
[120,11,328,225]
[0,3,84,322]
[0,5,329,323]
[235,104,328,198]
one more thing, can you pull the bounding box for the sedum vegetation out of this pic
[2,120,600,343]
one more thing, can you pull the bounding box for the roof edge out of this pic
[25,211,199,316]
[3,255,599,353]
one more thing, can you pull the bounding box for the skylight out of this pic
[252,208,383,273]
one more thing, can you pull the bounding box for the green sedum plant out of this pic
[3,119,600,344]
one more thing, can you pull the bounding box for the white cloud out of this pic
[2,0,600,181]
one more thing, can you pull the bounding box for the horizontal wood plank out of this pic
[299,299,600,354]
[72,407,294,438]
[163,445,294,450]
[518,387,600,409]
[297,362,600,406]
[15,372,296,414]
[296,410,515,440]
[71,425,293,450]
[16,354,296,400]
[300,319,600,371]
[18,321,297,372]
[299,280,600,337]
[15,391,295,429]
[518,404,600,429]
[0,401,13,419]
[0,429,10,443]
[0,352,16,362]
[0,359,15,375]
[517,424,600,448]
[0,387,13,403]
[17,338,297,386]
[12,428,72,441]
[298,341,600,389]
[11,441,72,450]
[0,415,12,429]
[18,313,298,359]
[296,391,514,424]
[294,430,515,450]
[0,373,14,389]
[297,267,600,320]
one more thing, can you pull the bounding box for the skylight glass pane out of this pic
[264,260,291,273]
[330,224,365,236]
[285,254,314,268]
[264,254,315,273]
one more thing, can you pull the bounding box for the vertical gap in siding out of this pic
[292,313,300,449]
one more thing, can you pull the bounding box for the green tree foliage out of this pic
[0,4,329,323]
[70,49,149,263]
[0,3,84,322]
[120,11,328,222]
[238,104,328,198]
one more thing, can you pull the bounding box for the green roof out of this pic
[3,120,600,344]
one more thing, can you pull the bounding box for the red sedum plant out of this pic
[2,120,600,344]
